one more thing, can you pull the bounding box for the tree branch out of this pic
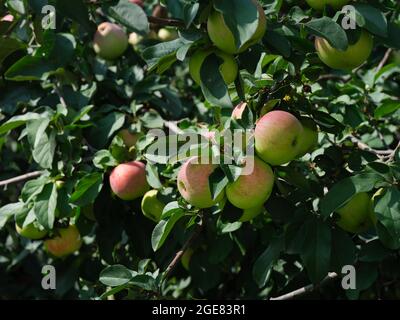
[147,16,184,27]
[269,272,338,300]
[350,136,393,156]
[0,171,42,187]
[376,48,393,72]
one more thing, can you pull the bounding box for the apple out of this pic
[93,22,128,60]
[306,0,350,11]
[118,129,140,148]
[141,190,166,222]
[226,156,274,209]
[15,222,47,240]
[129,0,144,7]
[315,30,373,70]
[44,225,82,258]
[189,48,238,85]
[255,110,303,165]
[109,161,150,200]
[177,157,225,208]
[335,192,374,233]
[128,32,143,46]
[1,14,14,22]
[239,205,264,222]
[157,28,178,42]
[296,117,318,157]
[207,0,266,54]
[181,248,194,270]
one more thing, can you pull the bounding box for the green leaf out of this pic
[320,173,386,217]
[354,4,387,37]
[70,173,104,207]
[200,54,233,109]
[0,112,41,135]
[107,0,149,35]
[253,235,284,287]
[93,150,118,169]
[0,37,26,65]
[345,263,378,300]
[305,17,348,51]
[145,163,163,189]
[209,166,229,201]
[86,112,125,149]
[27,120,56,169]
[34,183,57,230]
[55,0,91,31]
[374,101,400,119]
[0,203,25,229]
[100,265,134,287]
[5,56,57,81]
[21,175,49,203]
[152,209,185,251]
[330,228,356,273]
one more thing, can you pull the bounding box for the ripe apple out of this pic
[141,190,166,222]
[315,30,373,70]
[255,110,303,165]
[335,192,374,233]
[239,205,264,222]
[157,28,178,41]
[296,117,318,157]
[93,22,128,60]
[109,161,150,200]
[129,0,144,7]
[44,225,82,258]
[207,0,266,54]
[15,222,47,240]
[226,156,274,209]
[189,48,238,85]
[306,0,350,10]
[118,129,140,148]
[177,157,225,208]
[181,248,194,270]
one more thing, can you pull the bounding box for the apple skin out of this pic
[177,157,225,208]
[1,14,14,22]
[129,0,144,7]
[157,28,178,41]
[15,222,47,240]
[109,161,150,200]
[44,225,82,258]
[239,205,264,222]
[226,156,274,209]
[189,48,238,85]
[128,32,143,46]
[297,117,318,157]
[207,0,266,54]
[335,192,375,233]
[255,110,303,166]
[93,22,128,60]
[141,190,165,222]
[315,30,373,70]
[306,0,350,10]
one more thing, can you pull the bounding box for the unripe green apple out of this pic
[297,117,319,157]
[239,205,264,222]
[118,129,140,148]
[128,32,143,46]
[306,0,350,10]
[15,222,47,240]
[315,30,373,70]
[335,192,374,233]
[93,22,128,60]
[226,156,274,209]
[44,225,82,258]
[181,248,194,270]
[255,110,303,165]
[189,48,238,85]
[141,190,165,222]
[157,28,178,41]
[109,161,150,200]
[177,157,225,208]
[207,0,266,54]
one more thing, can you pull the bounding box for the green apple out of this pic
[93,22,128,60]
[315,30,373,70]
[118,128,140,148]
[189,48,238,85]
[15,222,47,240]
[255,110,303,165]
[44,225,82,258]
[306,0,350,10]
[297,117,319,157]
[128,32,143,46]
[226,156,274,209]
[335,192,375,233]
[141,190,166,222]
[109,161,150,200]
[177,156,225,208]
[207,0,266,54]
[239,205,264,222]
[157,28,178,41]
[181,248,194,270]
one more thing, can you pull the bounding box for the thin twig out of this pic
[387,141,400,162]
[269,272,338,300]
[147,16,184,28]
[350,136,393,156]
[376,48,393,72]
[54,84,68,108]
[0,171,42,187]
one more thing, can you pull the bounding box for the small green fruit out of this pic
[15,222,47,240]
[141,190,166,222]
[239,205,264,222]
[297,117,318,157]
[93,22,128,60]
[306,0,350,11]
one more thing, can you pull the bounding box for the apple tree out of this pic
[0,0,400,300]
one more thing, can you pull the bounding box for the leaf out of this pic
[253,236,284,287]
[55,0,91,31]
[21,175,49,203]
[353,4,387,37]
[5,56,56,81]
[86,112,125,149]
[0,37,26,65]
[34,183,57,230]
[99,265,134,287]
[0,203,26,229]
[145,163,163,189]
[151,209,185,251]
[107,0,149,35]
[26,120,56,169]
[305,17,348,51]
[213,0,260,50]
[330,228,356,273]
[93,150,118,169]
[0,112,41,135]
[345,263,378,300]
[70,173,104,207]
[200,54,233,109]
[374,101,400,119]
[320,173,386,217]
[209,166,229,201]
